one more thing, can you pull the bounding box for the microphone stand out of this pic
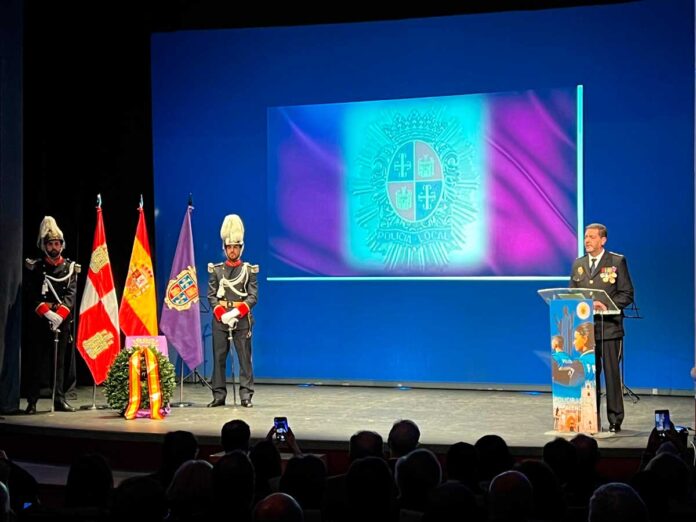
[192,368,213,391]
[621,302,643,403]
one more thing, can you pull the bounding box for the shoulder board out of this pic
[64,259,79,272]
[607,251,624,259]
[208,262,224,273]
[247,263,260,274]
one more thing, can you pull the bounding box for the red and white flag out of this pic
[76,200,120,384]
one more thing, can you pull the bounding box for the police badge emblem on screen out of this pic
[268,86,581,279]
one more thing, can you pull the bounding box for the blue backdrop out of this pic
[151,0,694,391]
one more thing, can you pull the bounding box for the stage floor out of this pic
[1,383,692,456]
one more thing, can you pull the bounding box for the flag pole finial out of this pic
[96,194,102,208]
[139,194,144,209]
[188,193,193,207]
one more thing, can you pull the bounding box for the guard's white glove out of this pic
[225,317,239,329]
[44,310,63,331]
[221,308,240,327]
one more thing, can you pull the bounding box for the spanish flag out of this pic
[119,202,158,336]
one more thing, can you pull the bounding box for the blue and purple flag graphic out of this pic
[160,205,204,370]
[267,87,580,277]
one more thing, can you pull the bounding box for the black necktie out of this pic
[590,258,597,273]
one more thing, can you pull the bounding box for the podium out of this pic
[537,288,619,434]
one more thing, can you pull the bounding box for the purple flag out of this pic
[160,205,204,369]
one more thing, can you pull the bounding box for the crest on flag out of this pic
[351,108,480,272]
[387,140,444,223]
[125,263,155,298]
[89,245,110,272]
[81,330,117,360]
[164,266,199,311]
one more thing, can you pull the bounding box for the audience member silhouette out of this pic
[0,482,12,522]
[324,430,386,522]
[0,451,39,514]
[630,470,666,522]
[588,482,648,522]
[111,476,168,522]
[254,492,304,522]
[149,430,198,490]
[388,420,420,459]
[395,448,442,514]
[422,481,480,522]
[280,454,326,516]
[250,440,283,503]
[488,470,533,522]
[349,430,384,461]
[542,437,576,488]
[166,459,214,522]
[64,453,113,520]
[387,420,420,474]
[344,456,397,522]
[644,452,696,518]
[445,441,481,493]
[475,435,515,485]
[222,419,252,453]
[212,449,256,522]
[515,459,565,521]
[568,433,603,506]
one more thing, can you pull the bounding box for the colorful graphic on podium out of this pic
[549,299,598,433]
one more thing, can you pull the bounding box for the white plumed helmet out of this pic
[220,214,245,253]
[37,216,65,253]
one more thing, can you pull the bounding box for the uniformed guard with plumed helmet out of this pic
[24,216,80,413]
[207,214,259,408]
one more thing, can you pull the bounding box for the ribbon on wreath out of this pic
[124,347,164,420]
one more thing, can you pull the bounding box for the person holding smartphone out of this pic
[207,214,259,408]
[570,223,635,433]
[267,418,302,456]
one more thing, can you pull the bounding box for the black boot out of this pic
[54,399,76,412]
[25,401,37,415]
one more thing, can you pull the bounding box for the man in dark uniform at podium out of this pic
[570,223,634,433]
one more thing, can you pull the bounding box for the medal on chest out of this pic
[600,266,617,284]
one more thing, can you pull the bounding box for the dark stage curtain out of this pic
[0,0,23,413]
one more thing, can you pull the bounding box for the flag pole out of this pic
[170,195,193,408]
[164,194,209,406]
[185,193,214,394]
[79,381,108,410]
[171,358,193,408]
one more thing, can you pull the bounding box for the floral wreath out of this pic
[104,346,176,418]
